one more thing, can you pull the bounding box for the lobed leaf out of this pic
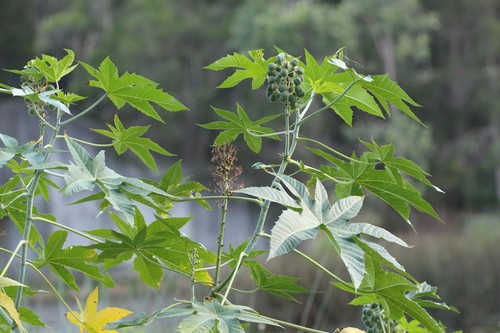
[200,104,279,153]
[93,115,173,172]
[155,299,280,333]
[204,50,270,90]
[80,57,187,121]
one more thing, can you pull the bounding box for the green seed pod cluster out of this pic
[362,303,398,333]
[266,53,305,111]
[19,69,52,118]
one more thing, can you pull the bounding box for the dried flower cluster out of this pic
[210,144,243,195]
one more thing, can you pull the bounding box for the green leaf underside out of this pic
[0,134,46,168]
[155,299,280,333]
[62,137,167,221]
[239,174,407,289]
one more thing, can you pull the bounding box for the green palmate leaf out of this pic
[200,104,280,153]
[360,139,444,193]
[19,307,45,328]
[90,212,214,286]
[0,176,44,247]
[204,50,271,89]
[80,57,187,122]
[89,211,164,288]
[62,136,167,221]
[53,91,86,105]
[93,115,173,172]
[336,261,445,333]
[248,261,308,302]
[361,74,423,124]
[221,240,267,270]
[267,175,363,257]
[321,81,384,126]
[34,230,114,291]
[302,49,338,93]
[156,299,280,333]
[27,49,78,83]
[308,148,440,224]
[147,160,209,213]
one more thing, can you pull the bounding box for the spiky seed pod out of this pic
[295,67,304,75]
[266,53,305,110]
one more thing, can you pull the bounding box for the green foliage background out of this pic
[7,0,495,210]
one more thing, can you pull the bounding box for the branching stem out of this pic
[211,94,316,298]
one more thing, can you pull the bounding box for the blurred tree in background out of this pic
[3,0,500,220]
[1,1,500,331]
[0,0,36,85]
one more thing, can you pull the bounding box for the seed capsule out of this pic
[295,67,304,75]
[270,91,281,102]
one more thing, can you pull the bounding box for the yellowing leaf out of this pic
[66,286,132,333]
[0,291,27,333]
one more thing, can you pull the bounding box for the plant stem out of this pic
[14,169,43,309]
[214,193,229,287]
[297,137,375,165]
[298,79,360,126]
[287,158,355,185]
[32,216,103,243]
[15,110,63,308]
[0,308,13,327]
[0,240,27,277]
[60,93,107,126]
[174,195,262,206]
[211,95,316,297]
[27,263,75,314]
[56,135,113,147]
[220,251,245,305]
[292,249,349,286]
